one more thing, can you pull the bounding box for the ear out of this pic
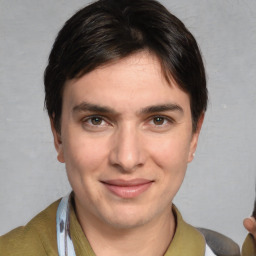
[50,118,65,163]
[187,114,204,163]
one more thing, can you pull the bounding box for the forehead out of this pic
[63,51,191,113]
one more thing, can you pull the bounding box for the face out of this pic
[52,51,203,230]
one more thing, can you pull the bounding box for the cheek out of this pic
[147,133,192,169]
[62,133,109,176]
[150,138,190,198]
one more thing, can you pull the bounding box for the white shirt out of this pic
[205,244,217,256]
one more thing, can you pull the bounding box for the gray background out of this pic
[0,0,255,247]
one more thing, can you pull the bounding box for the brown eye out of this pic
[82,115,112,132]
[153,117,165,125]
[91,117,103,125]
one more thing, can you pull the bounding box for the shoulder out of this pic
[0,199,60,256]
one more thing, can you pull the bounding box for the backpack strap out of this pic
[197,228,240,256]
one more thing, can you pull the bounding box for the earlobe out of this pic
[188,114,205,163]
[50,118,65,163]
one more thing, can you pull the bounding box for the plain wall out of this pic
[0,0,255,247]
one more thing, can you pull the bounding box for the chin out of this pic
[105,215,150,230]
[100,206,155,230]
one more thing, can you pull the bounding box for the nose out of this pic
[109,125,145,173]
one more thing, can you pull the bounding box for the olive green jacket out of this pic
[0,199,255,255]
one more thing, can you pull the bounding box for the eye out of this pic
[150,116,172,126]
[152,116,166,125]
[146,115,175,132]
[82,115,111,130]
[90,116,104,126]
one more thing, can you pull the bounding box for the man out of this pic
[0,0,255,255]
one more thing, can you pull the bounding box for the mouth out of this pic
[101,179,153,199]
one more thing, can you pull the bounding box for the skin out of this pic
[51,51,203,256]
[244,217,256,240]
[244,200,256,240]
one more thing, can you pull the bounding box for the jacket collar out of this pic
[69,198,205,256]
[164,205,206,255]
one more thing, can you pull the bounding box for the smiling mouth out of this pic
[101,179,153,199]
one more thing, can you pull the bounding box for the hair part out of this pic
[44,0,207,133]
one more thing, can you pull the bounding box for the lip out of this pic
[101,179,153,199]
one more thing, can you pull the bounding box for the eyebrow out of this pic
[139,104,184,115]
[73,102,117,114]
[72,101,183,115]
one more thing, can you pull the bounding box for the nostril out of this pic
[110,162,142,173]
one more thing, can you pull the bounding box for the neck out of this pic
[74,200,176,256]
